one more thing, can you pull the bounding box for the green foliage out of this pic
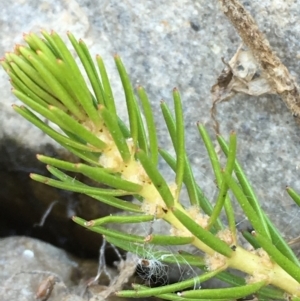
[2,31,300,300]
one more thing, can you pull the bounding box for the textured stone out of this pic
[0,236,141,301]
[0,236,78,301]
[0,0,300,254]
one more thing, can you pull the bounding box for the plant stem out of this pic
[227,246,300,296]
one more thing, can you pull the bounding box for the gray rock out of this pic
[0,0,300,265]
[0,236,78,301]
[0,236,139,301]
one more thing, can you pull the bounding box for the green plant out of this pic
[2,31,300,300]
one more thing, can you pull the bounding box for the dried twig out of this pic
[213,0,300,131]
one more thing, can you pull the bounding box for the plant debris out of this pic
[212,0,300,133]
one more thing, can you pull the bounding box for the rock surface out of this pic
[0,0,300,266]
[0,236,78,301]
[0,236,141,301]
